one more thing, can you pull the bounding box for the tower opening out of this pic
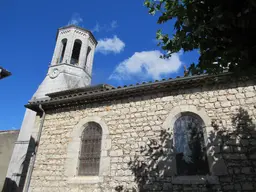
[85,46,91,70]
[71,39,82,65]
[59,38,67,63]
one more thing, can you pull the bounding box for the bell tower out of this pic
[4,26,97,190]
[32,25,97,100]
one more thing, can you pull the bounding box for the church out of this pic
[4,25,256,192]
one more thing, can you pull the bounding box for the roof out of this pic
[0,66,11,79]
[26,72,253,113]
[57,25,98,45]
[46,84,115,97]
[0,130,19,134]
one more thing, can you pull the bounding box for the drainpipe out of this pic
[24,104,46,192]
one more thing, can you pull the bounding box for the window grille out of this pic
[78,122,102,176]
[174,113,209,175]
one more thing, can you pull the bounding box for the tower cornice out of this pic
[56,25,98,45]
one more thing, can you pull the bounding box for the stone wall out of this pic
[0,130,19,191]
[29,80,256,192]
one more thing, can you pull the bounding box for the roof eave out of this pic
[56,25,98,45]
[25,72,243,113]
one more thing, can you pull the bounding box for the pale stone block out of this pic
[236,93,245,99]
[245,98,255,104]
[244,86,254,92]
[123,156,130,163]
[245,92,255,98]
[228,89,238,94]
[137,107,143,112]
[145,131,154,136]
[190,94,197,99]
[130,108,137,113]
[209,97,217,102]
[205,103,214,109]
[214,102,221,108]
[152,125,161,131]
[109,150,123,157]
[199,98,206,104]
[221,101,231,107]
[218,96,227,101]
[111,157,119,163]
[227,95,236,100]
[118,140,126,144]
[230,106,239,111]
[219,90,227,95]
[138,132,145,137]
[143,126,151,131]
[134,113,141,118]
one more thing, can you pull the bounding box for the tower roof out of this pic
[56,25,98,45]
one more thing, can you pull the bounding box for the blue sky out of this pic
[0,0,199,130]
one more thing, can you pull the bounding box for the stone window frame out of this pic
[163,105,220,184]
[65,116,111,184]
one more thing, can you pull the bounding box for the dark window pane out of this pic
[59,39,67,63]
[78,122,102,176]
[174,114,209,175]
[71,40,82,64]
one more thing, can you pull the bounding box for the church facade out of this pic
[5,25,256,192]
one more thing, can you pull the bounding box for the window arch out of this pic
[71,39,82,65]
[174,112,209,175]
[78,122,102,176]
[59,38,67,63]
[66,116,111,183]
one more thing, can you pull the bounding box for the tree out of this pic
[144,0,256,75]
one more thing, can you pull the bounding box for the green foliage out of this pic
[145,0,256,75]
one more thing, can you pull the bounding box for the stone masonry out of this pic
[29,79,256,192]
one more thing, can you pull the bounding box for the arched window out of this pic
[78,122,102,176]
[71,39,82,65]
[174,113,209,175]
[59,38,67,63]
[84,46,91,70]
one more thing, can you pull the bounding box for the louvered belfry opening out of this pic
[78,122,102,176]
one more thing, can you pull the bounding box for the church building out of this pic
[4,25,256,192]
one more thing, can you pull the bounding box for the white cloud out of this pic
[110,20,118,30]
[109,50,182,80]
[92,20,118,32]
[68,13,83,26]
[96,36,125,54]
[92,22,100,32]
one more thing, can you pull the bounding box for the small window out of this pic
[84,46,91,70]
[71,39,82,65]
[174,113,209,175]
[78,122,102,176]
[59,39,67,63]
